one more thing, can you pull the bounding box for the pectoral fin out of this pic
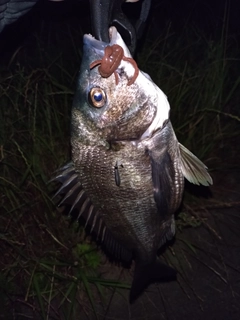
[179,143,213,186]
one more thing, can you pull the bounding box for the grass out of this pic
[1,6,240,320]
[139,21,240,163]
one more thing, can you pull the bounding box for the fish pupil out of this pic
[89,87,106,108]
[94,92,102,102]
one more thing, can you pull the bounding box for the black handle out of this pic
[89,0,152,55]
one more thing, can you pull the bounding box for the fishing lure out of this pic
[90,44,139,86]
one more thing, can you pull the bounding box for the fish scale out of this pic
[52,26,212,302]
[72,124,180,261]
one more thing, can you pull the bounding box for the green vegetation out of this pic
[1,9,239,320]
[139,22,240,163]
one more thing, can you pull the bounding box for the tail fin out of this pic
[130,258,177,303]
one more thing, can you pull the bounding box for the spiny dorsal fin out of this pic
[51,162,132,264]
[179,143,213,186]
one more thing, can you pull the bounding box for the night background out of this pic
[0,0,240,319]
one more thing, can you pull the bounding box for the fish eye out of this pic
[88,87,106,108]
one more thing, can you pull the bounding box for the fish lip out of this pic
[83,26,118,51]
[108,26,118,45]
[83,34,106,51]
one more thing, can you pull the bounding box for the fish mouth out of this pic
[84,27,123,53]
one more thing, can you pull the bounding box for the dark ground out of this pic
[1,0,240,319]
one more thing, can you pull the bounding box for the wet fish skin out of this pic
[71,122,182,259]
[54,26,212,301]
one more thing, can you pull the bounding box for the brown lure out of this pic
[89,44,139,86]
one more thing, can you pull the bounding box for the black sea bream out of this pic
[53,27,212,302]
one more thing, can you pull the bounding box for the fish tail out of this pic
[130,258,177,303]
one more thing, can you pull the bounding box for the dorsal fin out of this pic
[179,143,213,186]
[51,162,132,264]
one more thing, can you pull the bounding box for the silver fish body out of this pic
[71,122,182,259]
[53,27,212,301]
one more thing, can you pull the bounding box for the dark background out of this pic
[0,1,239,319]
[0,0,239,57]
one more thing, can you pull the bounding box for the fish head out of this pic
[72,26,170,143]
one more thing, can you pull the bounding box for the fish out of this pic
[52,26,212,302]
